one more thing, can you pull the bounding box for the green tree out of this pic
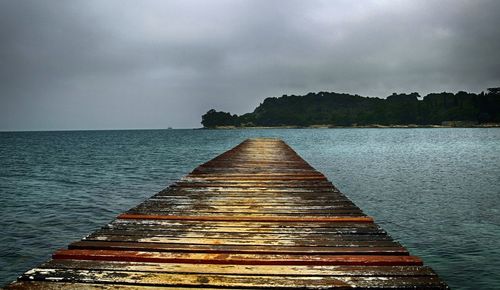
[201,109,239,128]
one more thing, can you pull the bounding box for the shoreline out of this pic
[203,123,500,129]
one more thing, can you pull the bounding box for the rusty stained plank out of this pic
[7,138,448,289]
[52,249,424,266]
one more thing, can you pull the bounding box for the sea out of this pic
[0,128,499,289]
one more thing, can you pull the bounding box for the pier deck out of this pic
[7,138,448,289]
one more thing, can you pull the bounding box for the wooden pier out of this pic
[7,138,448,289]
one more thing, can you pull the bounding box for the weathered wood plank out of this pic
[41,260,435,276]
[106,220,380,229]
[18,269,447,289]
[6,281,242,290]
[69,241,409,255]
[110,219,380,228]
[125,210,366,216]
[134,202,359,209]
[81,235,403,247]
[102,225,386,235]
[86,231,390,242]
[117,214,373,222]
[52,249,423,266]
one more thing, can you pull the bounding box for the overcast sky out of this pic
[1,0,499,130]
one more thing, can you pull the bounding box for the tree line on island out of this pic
[201,87,500,128]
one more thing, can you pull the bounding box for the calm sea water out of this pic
[0,128,499,289]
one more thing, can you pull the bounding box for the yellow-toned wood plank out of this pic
[18,269,448,289]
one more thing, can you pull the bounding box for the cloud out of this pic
[1,0,499,130]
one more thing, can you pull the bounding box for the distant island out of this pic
[201,88,500,128]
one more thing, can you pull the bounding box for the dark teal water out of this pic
[1,129,499,289]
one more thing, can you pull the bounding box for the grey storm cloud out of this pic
[1,0,499,130]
